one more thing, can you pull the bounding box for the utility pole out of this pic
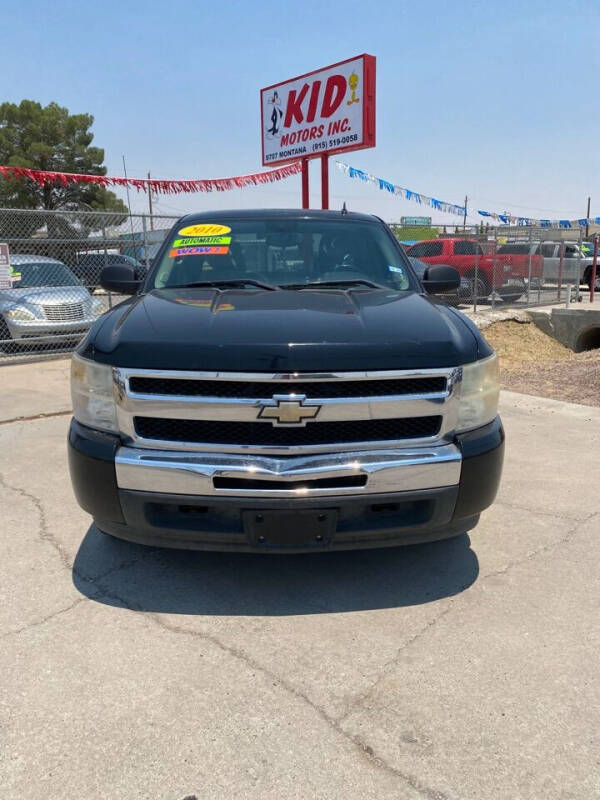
[585,196,591,239]
[147,171,154,231]
[463,195,468,230]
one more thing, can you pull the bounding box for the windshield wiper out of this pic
[279,279,387,290]
[164,279,278,291]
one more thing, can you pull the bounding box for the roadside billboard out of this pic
[261,54,376,167]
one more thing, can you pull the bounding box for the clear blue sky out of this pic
[2,0,599,223]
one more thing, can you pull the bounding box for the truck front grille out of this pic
[114,367,459,454]
[134,416,442,447]
[129,375,447,398]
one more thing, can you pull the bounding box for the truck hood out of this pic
[85,287,488,371]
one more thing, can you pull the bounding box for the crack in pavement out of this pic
[0,409,72,426]
[0,473,159,633]
[0,471,73,571]
[335,601,457,727]
[83,571,450,800]
[479,509,600,581]
[1,596,88,640]
[335,509,600,728]
[6,470,594,798]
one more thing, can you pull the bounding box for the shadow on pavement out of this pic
[73,524,479,616]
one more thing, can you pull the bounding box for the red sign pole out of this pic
[321,155,329,210]
[590,236,598,303]
[301,158,309,209]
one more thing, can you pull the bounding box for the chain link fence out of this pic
[0,208,178,362]
[400,225,598,313]
[0,208,597,363]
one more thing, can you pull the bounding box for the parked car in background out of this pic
[0,255,104,352]
[408,257,471,305]
[407,238,543,302]
[72,253,147,292]
[496,241,599,290]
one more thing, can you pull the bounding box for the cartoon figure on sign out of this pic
[347,71,360,105]
[266,91,283,138]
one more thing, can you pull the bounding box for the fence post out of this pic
[142,214,151,272]
[102,223,112,309]
[491,230,497,310]
[558,241,564,302]
[526,227,532,305]
[575,229,582,303]
[590,236,598,304]
[536,230,541,304]
[473,241,479,314]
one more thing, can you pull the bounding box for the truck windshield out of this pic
[151,218,415,291]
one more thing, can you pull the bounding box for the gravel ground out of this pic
[483,320,600,407]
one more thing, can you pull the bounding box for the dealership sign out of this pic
[261,54,376,167]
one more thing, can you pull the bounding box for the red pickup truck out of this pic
[406,238,543,302]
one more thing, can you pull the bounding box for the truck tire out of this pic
[465,272,491,302]
[498,278,526,304]
[585,268,600,292]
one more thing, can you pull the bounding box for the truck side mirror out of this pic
[100,265,142,295]
[422,265,461,293]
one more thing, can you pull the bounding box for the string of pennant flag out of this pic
[0,162,303,195]
[336,161,466,217]
[336,161,600,230]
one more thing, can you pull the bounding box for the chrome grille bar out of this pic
[112,367,461,455]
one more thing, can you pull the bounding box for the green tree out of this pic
[0,100,128,216]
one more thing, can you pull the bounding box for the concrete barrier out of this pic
[528,307,600,352]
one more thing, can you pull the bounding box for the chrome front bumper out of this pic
[115,443,462,498]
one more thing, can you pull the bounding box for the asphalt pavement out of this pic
[1,362,599,800]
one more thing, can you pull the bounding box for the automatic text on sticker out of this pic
[169,246,230,258]
[178,224,232,237]
[172,236,231,247]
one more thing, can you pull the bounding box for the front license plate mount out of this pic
[242,509,338,549]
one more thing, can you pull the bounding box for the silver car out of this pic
[0,255,105,350]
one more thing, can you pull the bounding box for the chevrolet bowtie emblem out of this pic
[258,396,321,426]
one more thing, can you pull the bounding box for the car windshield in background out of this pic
[151,219,415,291]
[9,262,82,289]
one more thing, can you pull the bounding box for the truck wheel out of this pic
[465,273,491,302]
[498,278,526,304]
[586,271,600,292]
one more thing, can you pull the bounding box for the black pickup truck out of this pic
[68,209,504,552]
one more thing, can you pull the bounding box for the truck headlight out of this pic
[5,307,36,321]
[456,353,500,432]
[71,353,118,432]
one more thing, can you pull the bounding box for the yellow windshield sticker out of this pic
[169,246,229,258]
[172,236,231,247]
[178,224,231,237]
